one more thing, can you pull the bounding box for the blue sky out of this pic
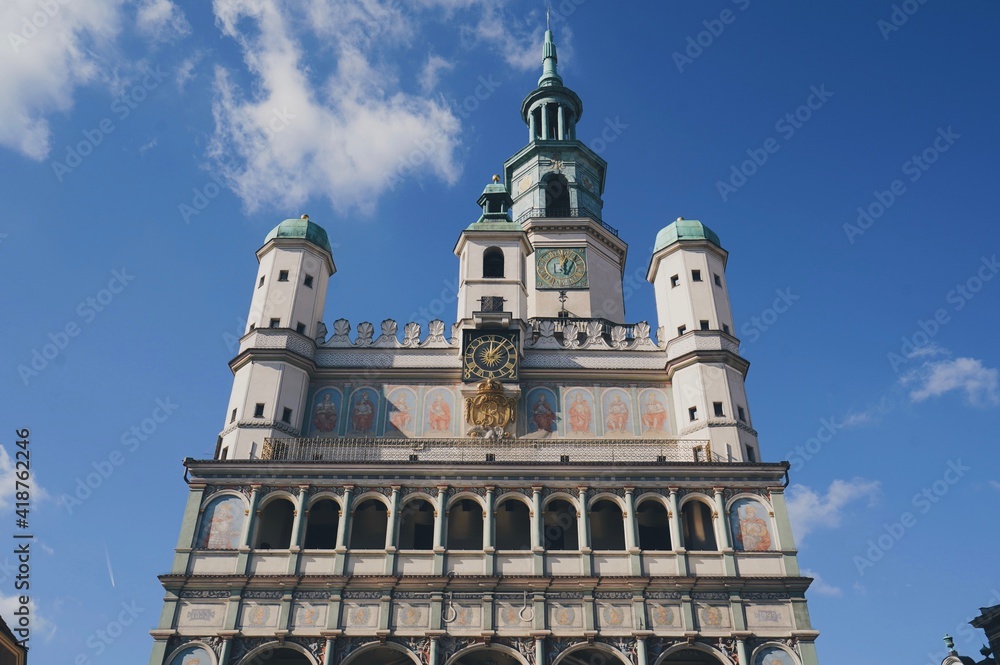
[1,0,999,663]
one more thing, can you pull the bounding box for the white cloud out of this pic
[801,569,843,597]
[0,446,48,511]
[841,396,892,428]
[138,137,158,155]
[208,0,467,214]
[419,54,454,93]
[0,0,128,159]
[785,478,880,544]
[136,0,190,42]
[905,357,1000,406]
[175,50,205,91]
[0,592,55,641]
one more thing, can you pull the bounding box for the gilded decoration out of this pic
[464,380,517,437]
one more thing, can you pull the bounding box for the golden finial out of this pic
[492,174,501,183]
[301,214,310,220]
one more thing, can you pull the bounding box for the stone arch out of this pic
[303,496,340,550]
[446,494,485,550]
[635,494,672,551]
[340,641,422,665]
[397,494,437,550]
[495,494,532,550]
[654,642,735,665]
[541,495,579,551]
[196,492,248,550]
[588,497,626,551]
[349,494,390,550]
[253,495,296,549]
[542,172,571,216]
[236,641,319,665]
[444,643,530,665]
[164,641,218,665]
[551,642,631,665]
[749,642,800,665]
[726,494,777,552]
[679,494,718,552]
[483,246,505,278]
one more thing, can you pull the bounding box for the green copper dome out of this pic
[263,216,332,255]
[654,218,723,252]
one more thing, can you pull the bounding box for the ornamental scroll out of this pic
[464,380,517,438]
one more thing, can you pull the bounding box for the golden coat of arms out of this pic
[464,380,517,437]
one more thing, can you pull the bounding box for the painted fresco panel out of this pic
[240,602,281,631]
[384,387,417,437]
[695,603,731,630]
[423,388,456,436]
[648,602,681,629]
[563,388,596,437]
[177,601,225,629]
[754,646,798,665]
[197,495,245,550]
[638,388,670,436]
[526,387,559,434]
[346,387,380,436]
[746,604,793,629]
[601,388,634,436]
[729,498,774,552]
[309,387,342,435]
[169,645,215,665]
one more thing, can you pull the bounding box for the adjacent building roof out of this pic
[263,217,333,255]
[654,218,723,252]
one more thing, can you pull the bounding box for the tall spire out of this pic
[538,23,562,87]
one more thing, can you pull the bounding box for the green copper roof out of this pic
[654,219,723,252]
[263,217,333,255]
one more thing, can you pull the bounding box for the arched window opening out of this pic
[682,500,718,551]
[495,499,531,550]
[589,499,626,551]
[254,498,295,549]
[303,498,339,550]
[398,499,435,550]
[242,647,313,665]
[483,247,505,278]
[542,499,579,550]
[350,499,388,550]
[543,174,570,217]
[447,499,484,550]
[196,495,246,550]
[659,648,724,664]
[636,500,671,551]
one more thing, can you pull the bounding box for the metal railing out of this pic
[514,207,619,237]
[260,437,722,464]
[528,317,635,340]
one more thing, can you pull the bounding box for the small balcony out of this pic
[514,206,619,237]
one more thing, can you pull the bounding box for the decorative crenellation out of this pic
[321,318,456,349]
[526,319,662,351]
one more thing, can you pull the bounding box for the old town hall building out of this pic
[148,29,821,665]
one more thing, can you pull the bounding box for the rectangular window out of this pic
[693,447,703,462]
[670,274,679,288]
[714,273,722,287]
[253,403,265,418]
[220,447,228,460]
[278,270,289,282]
[230,408,237,423]
[700,320,710,331]
[249,322,256,331]
[713,402,724,417]
[303,274,314,288]
[688,406,698,421]
[677,325,687,336]
[258,275,265,288]
[722,324,730,334]
[692,269,702,282]
[296,322,306,335]
[746,446,757,463]
[738,406,746,422]
[269,318,280,328]
[281,407,293,424]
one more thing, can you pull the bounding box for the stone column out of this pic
[170,483,206,574]
[624,487,641,575]
[636,635,649,665]
[531,486,544,575]
[713,488,731,549]
[433,485,448,575]
[238,485,261,574]
[578,486,592,576]
[484,486,495,575]
[288,485,309,574]
[557,105,565,140]
[534,635,546,665]
[529,110,537,142]
[667,487,687,576]
[384,485,401,574]
[541,103,549,140]
[333,485,353,576]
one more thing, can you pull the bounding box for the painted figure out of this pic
[532,393,557,432]
[641,393,666,432]
[736,504,772,551]
[351,392,375,433]
[605,394,629,432]
[568,393,591,433]
[388,395,413,433]
[428,394,451,432]
[199,497,244,549]
[312,393,338,433]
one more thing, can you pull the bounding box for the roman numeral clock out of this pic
[462,330,519,382]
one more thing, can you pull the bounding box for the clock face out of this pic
[535,247,589,289]
[462,331,519,382]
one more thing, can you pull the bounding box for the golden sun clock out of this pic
[462,330,519,382]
